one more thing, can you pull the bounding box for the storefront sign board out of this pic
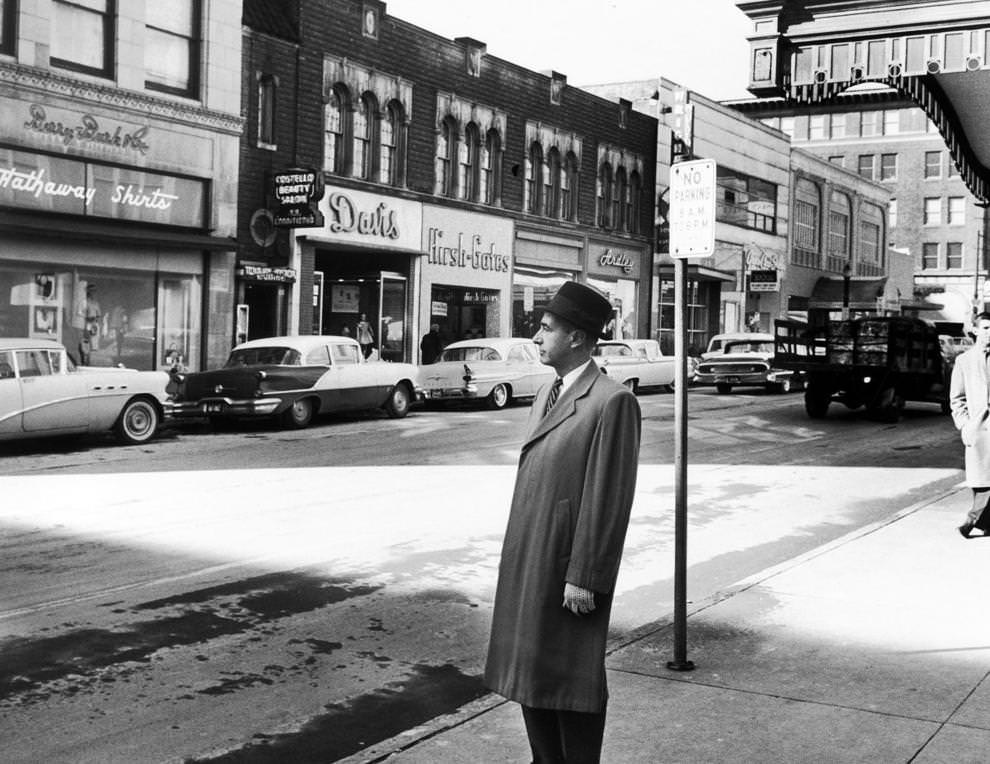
[0,148,205,228]
[315,186,422,251]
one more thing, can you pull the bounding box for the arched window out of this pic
[527,142,544,214]
[793,178,821,268]
[353,92,378,181]
[599,162,614,228]
[480,128,502,205]
[614,166,628,231]
[628,171,642,234]
[546,148,562,218]
[324,86,348,174]
[562,151,579,222]
[436,116,458,197]
[380,100,403,186]
[828,190,851,271]
[460,122,481,201]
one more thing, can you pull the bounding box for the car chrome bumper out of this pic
[170,397,282,418]
[694,373,770,385]
[422,387,480,401]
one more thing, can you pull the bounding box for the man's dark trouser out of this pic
[967,487,990,531]
[521,704,607,764]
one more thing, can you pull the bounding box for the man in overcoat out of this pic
[949,311,990,538]
[484,281,641,763]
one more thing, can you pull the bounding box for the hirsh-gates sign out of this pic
[669,158,716,258]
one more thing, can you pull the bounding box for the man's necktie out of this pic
[544,377,562,416]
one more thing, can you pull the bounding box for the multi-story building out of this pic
[241,0,657,363]
[587,78,895,349]
[0,1,243,371]
[731,91,983,326]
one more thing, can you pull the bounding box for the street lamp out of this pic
[842,262,852,320]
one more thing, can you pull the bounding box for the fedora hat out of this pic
[544,281,613,337]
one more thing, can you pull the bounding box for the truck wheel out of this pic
[715,383,733,394]
[804,385,830,418]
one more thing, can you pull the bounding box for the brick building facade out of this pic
[241,0,657,362]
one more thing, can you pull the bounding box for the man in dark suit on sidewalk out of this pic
[485,281,642,763]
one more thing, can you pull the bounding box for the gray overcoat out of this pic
[484,362,641,713]
[950,345,990,486]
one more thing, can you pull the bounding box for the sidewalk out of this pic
[345,484,990,764]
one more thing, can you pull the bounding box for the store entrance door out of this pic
[243,281,287,342]
[378,272,407,362]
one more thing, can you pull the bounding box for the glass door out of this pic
[378,271,407,362]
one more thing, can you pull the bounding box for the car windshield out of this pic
[439,346,502,362]
[724,341,773,354]
[593,344,633,358]
[225,347,302,367]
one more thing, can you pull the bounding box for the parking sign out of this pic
[669,159,716,258]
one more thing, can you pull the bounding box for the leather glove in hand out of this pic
[563,583,596,616]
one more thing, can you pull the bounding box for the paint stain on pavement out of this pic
[0,572,380,704]
[184,663,486,763]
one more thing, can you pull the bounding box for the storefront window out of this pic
[158,275,202,372]
[430,284,501,345]
[0,263,201,371]
[512,266,572,338]
[587,276,637,339]
[657,278,716,356]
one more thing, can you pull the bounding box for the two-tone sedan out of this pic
[592,339,676,393]
[169,336,422,429]
[0,338,170,445]
[419,338,555,409]
[694,335,803,394]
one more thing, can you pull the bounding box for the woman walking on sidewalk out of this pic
[949,310,990,538]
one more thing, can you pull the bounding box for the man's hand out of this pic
[563,583,596,616]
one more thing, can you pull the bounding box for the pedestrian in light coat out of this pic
[949,311,990,538]
[484,281,641,763]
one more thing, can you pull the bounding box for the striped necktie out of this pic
[544,377,562,416]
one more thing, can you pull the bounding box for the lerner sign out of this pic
[669,158,716,258]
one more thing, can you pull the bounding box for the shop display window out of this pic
[588,276,637,340]
[0,265,200,372]
[511,266,571,338]
[430,284,501,344]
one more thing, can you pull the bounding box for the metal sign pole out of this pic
[667,255,694,672]
[665,152,714,673]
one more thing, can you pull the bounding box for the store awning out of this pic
[0,211,237,251]
[655,262,735,282]
[807,276,886,309]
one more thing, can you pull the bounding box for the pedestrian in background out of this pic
[355,313,374,359]
[949,310,990,538]
[484,280,642,763]
[420,323,443,364]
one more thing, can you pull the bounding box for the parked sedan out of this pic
[694,336,803,394]
[0,338,170,445]
[169,336,422,429]
[419,338,554,409]
[592,339,676,393]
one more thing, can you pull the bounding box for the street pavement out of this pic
[0,462,978,763]
[342,482,990,764]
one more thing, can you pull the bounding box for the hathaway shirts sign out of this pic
[0,148,205,227]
